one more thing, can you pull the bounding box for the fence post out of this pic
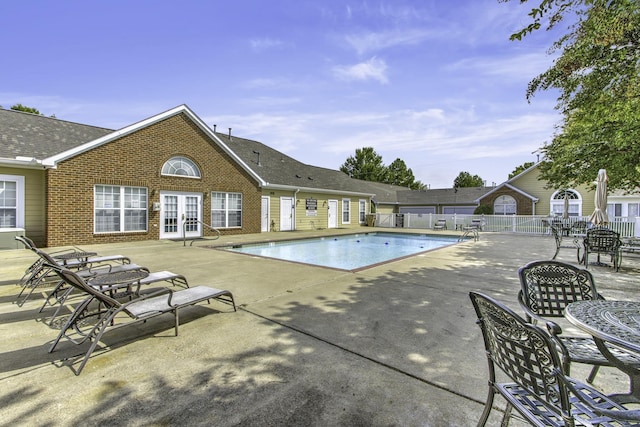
[636,217,640,237]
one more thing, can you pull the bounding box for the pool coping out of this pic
[209,230,463,272]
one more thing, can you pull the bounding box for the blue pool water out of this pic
[225,232,458,270]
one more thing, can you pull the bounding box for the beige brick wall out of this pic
[46,113,261,246]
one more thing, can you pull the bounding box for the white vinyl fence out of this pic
[374,213,639,238]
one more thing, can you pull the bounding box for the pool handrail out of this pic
[182,219,221,246]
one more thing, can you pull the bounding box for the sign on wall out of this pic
[306,198,317,216]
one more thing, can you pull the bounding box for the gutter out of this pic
[0,157,48,169]
[263,183,375,198]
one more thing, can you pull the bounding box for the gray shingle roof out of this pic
[0,106,491,206]
[215,132,373,195]
[0,108,112,159]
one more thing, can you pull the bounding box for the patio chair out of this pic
[470,291,640,426]
[518,260,640,384]
[433,219,447,230]
[583,227,623,271]
[48,266,236,375]
[15,239,133,306]
[550,224,581,262]
[33,247,190,325]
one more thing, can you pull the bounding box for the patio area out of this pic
[1,229,638,426]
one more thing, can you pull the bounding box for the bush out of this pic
[474,205,493,215]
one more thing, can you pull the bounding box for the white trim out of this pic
[41,105,267,186]
[0,174,25,228]
[342,198,351,224]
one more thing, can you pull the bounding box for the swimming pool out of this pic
[224,232,458,270]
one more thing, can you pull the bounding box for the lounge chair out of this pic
[15,238,133,306]
[432,219,447,230]
[48,265,236,375]
[470,291,640,426]
[32,248,189,325]
[518,260,640,384]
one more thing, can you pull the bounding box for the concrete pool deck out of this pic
[0,229,638,426]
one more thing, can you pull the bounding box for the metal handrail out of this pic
[182,219,221,246]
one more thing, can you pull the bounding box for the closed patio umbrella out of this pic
[589,169,609,226]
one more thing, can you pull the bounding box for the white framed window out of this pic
[0,175,24,228]
[550,189,582,217]
[94,185,148,233]
[493,195,517,215]
[359,199,367,223]
[211,192,242,228]
[629,203,640,217]
[607,203,622,218]
[342,198,351,224]
[161,156,201,178]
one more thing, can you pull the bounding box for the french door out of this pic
[159,191,202,239]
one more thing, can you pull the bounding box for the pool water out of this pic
[225,232,458,270]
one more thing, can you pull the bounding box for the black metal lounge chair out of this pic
[583,227,623,271]
[518,260,640,384]
[470,291,640,426]
[48,266,236,375]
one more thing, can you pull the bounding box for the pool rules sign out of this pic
[306,198,318,216]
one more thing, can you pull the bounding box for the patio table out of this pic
[53,251,98,266]
[88,269,149,298]
[565,300,640,403]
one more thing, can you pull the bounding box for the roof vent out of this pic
[228,128,232,141]
[213,124,217,132]
[252,150,261,166]
[295,174,302,178]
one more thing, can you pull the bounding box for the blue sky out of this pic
[1,0,562,189]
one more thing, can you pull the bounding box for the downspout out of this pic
[293,189,300,231]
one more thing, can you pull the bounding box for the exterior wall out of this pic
[46,113,261,246]
[477,187,535,216]
[0,166,47,247]
[478,167,597,217]
[264,189,369,231]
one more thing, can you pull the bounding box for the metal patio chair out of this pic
[583,227,623,271]
[48,265,236,375]
[470,291,640,426]
[518,260,640,384]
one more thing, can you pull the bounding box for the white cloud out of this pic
[249,38,286,51]
[343,28,435,55]
[332,57,389,84]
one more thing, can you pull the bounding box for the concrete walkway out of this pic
[0,229,637,426]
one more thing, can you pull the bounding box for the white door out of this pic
[159,192,202,239]
[261,196,270,232]
[328,199,338,229]
[280,197,294,231]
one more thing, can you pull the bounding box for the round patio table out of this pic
[88,269,149,298]
[566,300,640,403]
[53,251,98,265]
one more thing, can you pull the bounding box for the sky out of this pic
[1,0,564,189]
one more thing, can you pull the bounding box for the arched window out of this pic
[161,157,201,178]
[550,189,582,217]
[494,195,517,215]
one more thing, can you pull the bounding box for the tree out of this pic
[453,171,484,189]
[501,0,640,191]
[386,158,416,188]
[509,161,535,179]
[340,147,387,182]
[10,103,42,115]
